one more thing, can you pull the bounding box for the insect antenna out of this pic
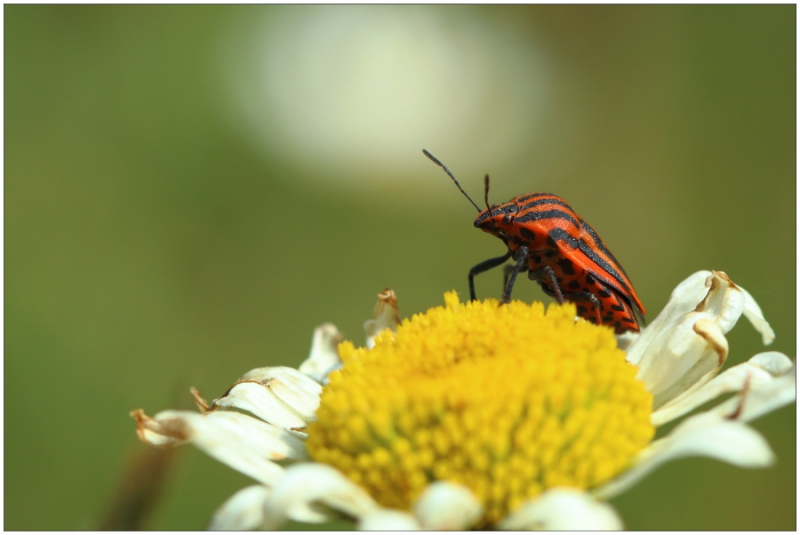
[484,174,494,217]
[422,149,481,213]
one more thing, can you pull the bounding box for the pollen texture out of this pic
[305,292,654,526]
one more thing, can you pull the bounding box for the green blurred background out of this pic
[5,5,795,530]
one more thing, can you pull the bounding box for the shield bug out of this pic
[423,149,646,334]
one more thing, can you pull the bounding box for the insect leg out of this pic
[469,251,512,301]
[569,291,603,325]
[538,265,565,304]
[501,245,529,304]
[503,263,528,289]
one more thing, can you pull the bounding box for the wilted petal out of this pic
[213,383,307,432]
[626,271,711,367]
[638,312,729,410]
[358,508,421,530]
[262,463,379,529]
[708,364,795,423]
[652,351,794,426]
[364,289,400,349]
[413,481,483,530]
[131,408,192,447]
[298,323,343,384]
[699,271,748,333]
[239,367,322,409]
[262,368,323,420]
[212,367,322,431]
[499,488,622,530]
[741,286,776,345]
[131,409,306,485]
[595,411,774,500]
[209,484,271,530]
[631,271,773,409]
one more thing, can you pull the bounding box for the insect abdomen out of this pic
[510,194,645,334]
[537,255,641,334]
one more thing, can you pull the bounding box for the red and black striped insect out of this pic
[423,149,646,334]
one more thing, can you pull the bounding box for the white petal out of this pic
[364,289,400,349]
[740,286,776,345]
[625,270,711,367]
[652,351,794,426]
[264,368,323,420]
[630,271,774,408]
[180,411,309,485]
[238,366,322,416]
[413,481,483,530]
[595,411,775,500]
[638,313,729,409]
[213,382,308,431]
[747,351,795,375]
[212,367,322,431]
[702,271,748,333]
[499,488,623,530]
[132,409,307,485]
[262,463,379,529]
[298,323,343,384]
[209,484,271,530]
[358,508,421,530]
[708,366,795,423]
[614,331,638,352]
[131,408,189,447]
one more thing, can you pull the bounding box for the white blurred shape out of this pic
[222,6,551,189]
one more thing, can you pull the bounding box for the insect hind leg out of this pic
[566,291,604,326]
[532,265,603,326]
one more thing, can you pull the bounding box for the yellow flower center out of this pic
[306,292,654,526]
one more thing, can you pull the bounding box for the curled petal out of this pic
[262,463,379,529]
[209,484,271,530]
[499,488,623,530]
[298,324,343,384]
[358,509,421,530]
[212,367,321,431]
[630,271,773,408]
[741,286,775,345]
[364,289,400,349]
[652,351,794,426]
[212,382,308,433]
[595,411,775,500]
[699,271,747,333]
[131,408,192,447]
[709,364,795,423]
[626,271,711,367]
[639,311,730,409]
[238,366,322,414]
[131,409,306,485]
[413,481,483,530]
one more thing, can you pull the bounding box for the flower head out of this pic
[132,271,794,530]
[308,294,653,525]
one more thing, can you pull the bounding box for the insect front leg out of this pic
[501,245,529,304]
[468,251,512,301]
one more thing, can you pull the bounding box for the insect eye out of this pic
[508,205,519,215]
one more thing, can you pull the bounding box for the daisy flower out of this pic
[131,270,794,529]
